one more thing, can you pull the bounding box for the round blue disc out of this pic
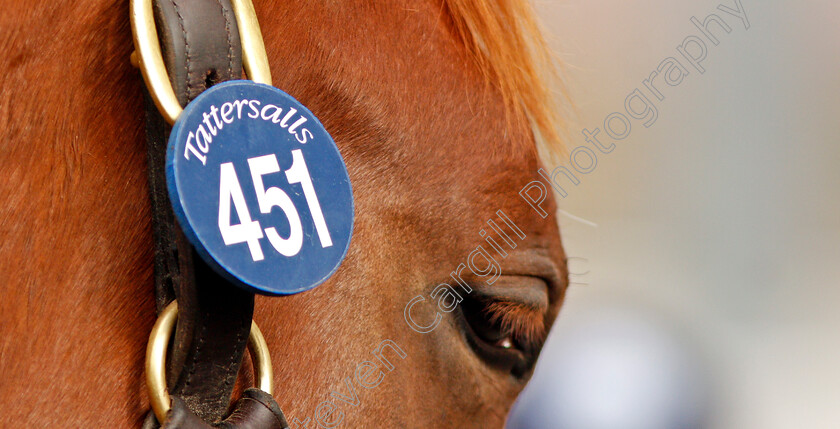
[166,80,354,295]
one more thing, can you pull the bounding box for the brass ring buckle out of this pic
[145,301,274,423]
[129,0,273,124]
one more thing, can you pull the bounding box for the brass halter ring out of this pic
[145,301,274,423]
[129,0,273,124]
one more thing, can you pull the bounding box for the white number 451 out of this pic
[218,149,332,261]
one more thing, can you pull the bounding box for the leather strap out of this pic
[143,0,257,424]
[142,389,290,429]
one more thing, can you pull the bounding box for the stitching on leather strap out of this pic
[170,0,191,101]
[224,316,246,393]
[184,312,208,390]
[217,0,234,79]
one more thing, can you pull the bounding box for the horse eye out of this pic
[458,297,535,378]
[496,337,515,349]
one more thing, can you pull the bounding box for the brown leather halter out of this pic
[132,0,289,427]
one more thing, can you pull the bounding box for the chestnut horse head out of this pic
[0,0,567,427]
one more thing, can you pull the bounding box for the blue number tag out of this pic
[166,80,354,295]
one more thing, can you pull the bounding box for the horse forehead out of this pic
[263,0,536,166]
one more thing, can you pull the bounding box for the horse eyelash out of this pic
[482,300,547,349]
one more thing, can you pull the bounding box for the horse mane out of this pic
[442,0,565,156]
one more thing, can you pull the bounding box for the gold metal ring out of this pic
[145,301,274,423]
[129,0,272,124]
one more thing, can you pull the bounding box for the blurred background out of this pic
[508,1,840,428]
